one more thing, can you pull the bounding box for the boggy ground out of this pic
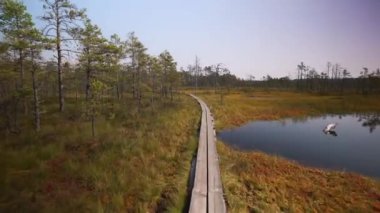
[198,89,380,212]
[0,94,200,212]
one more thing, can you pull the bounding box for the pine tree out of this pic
[41,0,85,112]
[126,32,147,109]
[0,0,35,115]
[71,18,106,101]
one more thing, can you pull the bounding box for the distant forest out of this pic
[182,61,380,95]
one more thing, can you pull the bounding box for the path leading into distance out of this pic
[189,94,226,213]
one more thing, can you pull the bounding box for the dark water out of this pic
[218,113,380,178]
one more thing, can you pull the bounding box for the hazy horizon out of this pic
[24,0,380,79]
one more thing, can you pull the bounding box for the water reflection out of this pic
[289,113,380,133]
[324,130,337,137]
[358,113,380,133]
[218,113,380,178]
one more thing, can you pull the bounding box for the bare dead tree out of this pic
[194,56,200,94]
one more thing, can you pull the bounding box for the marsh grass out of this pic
[0,94,200,212]
[196,89,380,212]
[217,141,380,212]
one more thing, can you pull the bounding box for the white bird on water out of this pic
[323,123,337,133]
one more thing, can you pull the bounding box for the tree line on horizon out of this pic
[182,60,380,96]
[253,62,380,94]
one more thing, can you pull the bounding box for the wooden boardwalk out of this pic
[189,94,226,213]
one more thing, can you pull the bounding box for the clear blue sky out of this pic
[24,0,380,79]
